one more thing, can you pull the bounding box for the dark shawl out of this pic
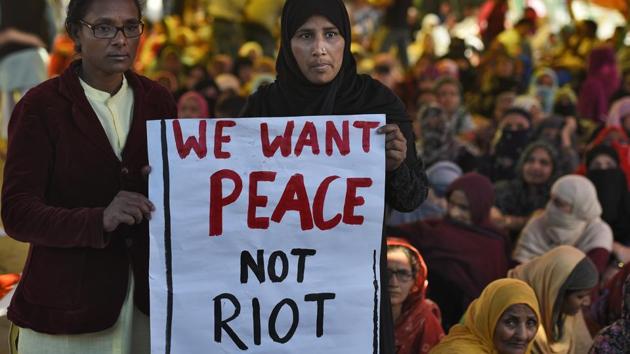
[398,173,510,330]
[587,168,630,245]
[241,1,429,352]
[240,0,426,213]
[242,0,405,120]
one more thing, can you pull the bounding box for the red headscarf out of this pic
[387,237,444,354]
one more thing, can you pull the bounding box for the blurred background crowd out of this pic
[2,0,630,353]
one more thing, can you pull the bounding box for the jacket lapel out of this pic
[59,62,121,166]
[121,71,146,163]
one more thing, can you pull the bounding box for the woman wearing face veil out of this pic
[241,0,428,351]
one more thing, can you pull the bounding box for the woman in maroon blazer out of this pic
[1,0,176,352]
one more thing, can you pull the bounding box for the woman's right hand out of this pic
[103,191,155,232]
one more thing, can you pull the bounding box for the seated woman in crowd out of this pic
[387,238,444,354]
[528,68,559,118]
[509,246,599,354]
[532,115,579,176]
[586,264,630,336]
[388,161,462,226]
[177,91,209,118]
[398,173,510,330]
[513,175,613,273]
[585,145,630,247]
[493,141,559,236]
[417,105,465,167]
[589,272,630,353]
[434,76,475,137]
[480,107,533,182]
[430,278,540,354]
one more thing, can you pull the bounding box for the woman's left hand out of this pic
[378,124,407,172]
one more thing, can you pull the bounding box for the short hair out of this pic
[434,76,462,94]
[65,0,144,53]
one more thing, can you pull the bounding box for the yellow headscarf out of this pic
[508,245,595,354]
[430,278,541,354]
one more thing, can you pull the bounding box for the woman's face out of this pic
[496,57,515,78]
[493,304,538,354]
[536,74,554,88]
[291,15,345,85]
[74,0,141,79]
[502,113,531,131]
[522,148,553,185]
[436,83,461,115]
[178,96,203,118]
[447,189,472,225]
[562,289,591,315]
[494,92,516,120]
[589,154,618,170]
[387,249,415,307]
[550,194,573,214]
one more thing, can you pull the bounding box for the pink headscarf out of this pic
[177,91,209,118]
[607,96,630,127]
[578,46,620,122]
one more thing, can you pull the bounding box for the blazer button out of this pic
[121,167,129,175]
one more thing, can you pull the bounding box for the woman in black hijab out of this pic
[242,0,428,352]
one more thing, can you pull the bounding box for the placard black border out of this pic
[161,119,174,353]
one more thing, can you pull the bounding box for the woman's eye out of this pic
[504,319,516,327]
[326,31,338,38]
[299,33,312,39]
[527,320,537,327]
[95,25,113,33]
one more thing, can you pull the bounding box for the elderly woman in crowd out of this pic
[399,173,510,330]
[513,175,613,273]
[387,238,444,354]
[430,278,540,354]
[509,246,600,354]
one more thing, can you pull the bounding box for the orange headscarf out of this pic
[0,273,20,299]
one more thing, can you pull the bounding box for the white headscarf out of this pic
[514,175,613,263]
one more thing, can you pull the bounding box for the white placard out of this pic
[148,115,386,353]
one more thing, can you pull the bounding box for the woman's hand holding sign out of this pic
[378,124,407,172]
[103,191,155,232]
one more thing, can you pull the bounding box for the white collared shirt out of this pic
[79,76,134,160]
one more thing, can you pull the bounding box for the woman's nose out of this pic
[312,38,327,56]
[513,323,528,341]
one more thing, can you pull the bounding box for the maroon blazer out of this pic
[1,61,176,334]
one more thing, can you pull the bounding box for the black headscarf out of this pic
[240,0,406,120]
